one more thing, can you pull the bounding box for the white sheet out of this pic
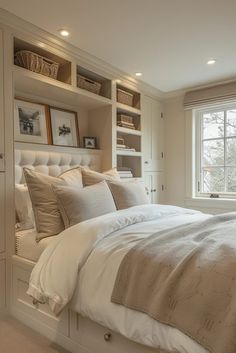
[28,204,211,353]
[16,229,55,262]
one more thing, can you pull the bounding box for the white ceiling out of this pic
[1,0,236,92]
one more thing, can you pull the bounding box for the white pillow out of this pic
[15,184,35,231]
[107,180,150,210]
[52,181,116,228]
[81,167,120,186]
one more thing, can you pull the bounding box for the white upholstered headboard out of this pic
[15,142,102,184]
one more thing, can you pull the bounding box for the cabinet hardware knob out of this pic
[153,189,157,192]
[0,153,3,159]
[104,332,112,342]
[144,161,148,164]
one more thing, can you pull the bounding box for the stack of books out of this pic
[117,114,135,130]
[116,136,136,152]
[118,167,133,179]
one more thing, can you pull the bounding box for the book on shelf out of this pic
[117,148,136,152]
[117,123,135,130]
[118,170,134,179]
[117,144,127,149]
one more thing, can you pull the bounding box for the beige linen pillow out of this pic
[52,181,116,228]
[15,184,35,231]
[24,167,83,240]
[107,180,150,210]
[81,167,120,187]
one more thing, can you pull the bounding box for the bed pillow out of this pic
[24,167,83,241]
[52,181,116,228]
[107,180,150,210]
[81,167,120,186]
[15,184,35,231]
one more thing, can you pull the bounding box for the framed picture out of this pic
[49,107,79,147]
[14,99,51,144]
[84,136,97,149]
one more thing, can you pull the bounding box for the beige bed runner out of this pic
[111,213,236,353]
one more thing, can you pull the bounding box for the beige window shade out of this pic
[184,81,236,109]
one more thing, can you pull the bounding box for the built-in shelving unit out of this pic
[115,84,142,178]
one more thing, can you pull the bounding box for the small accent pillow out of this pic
[52,181,116,228]
[107,180,150,210]
[81,167,120,187]
[24,167,83,241]
[15,184,35,231]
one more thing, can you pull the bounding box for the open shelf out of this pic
[13,66,112,110]
[116,102,141,115]
[77,65,112,99]
[14,37,72,84]
[116,150,142,157]
[117,155,142,178]
[116,126,142,136]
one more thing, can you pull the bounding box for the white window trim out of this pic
[184,102,236,211]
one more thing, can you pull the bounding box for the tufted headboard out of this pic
[15,142,102,184]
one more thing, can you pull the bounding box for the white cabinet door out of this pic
[142,96,164,172]
[0,30,4,172]
[144,172,165,204]
[0,173,4,253]
[0,259,5,309]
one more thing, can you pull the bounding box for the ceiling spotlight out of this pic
[207,59,216,65]
[135,72,142,77]
[59,29,70,37]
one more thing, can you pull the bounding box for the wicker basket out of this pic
[117,88,134,107]
[77,74,102,95]
[14,50,60,79]
[117,114,133,124]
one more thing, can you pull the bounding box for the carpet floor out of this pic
[0,315,70,353]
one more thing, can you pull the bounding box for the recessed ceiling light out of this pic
[135,72,142,77]
[59,29,70,37]
[207,59,216,65]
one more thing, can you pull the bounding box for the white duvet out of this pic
[28,204,211,353]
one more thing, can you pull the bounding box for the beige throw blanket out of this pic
[111,213,236,353]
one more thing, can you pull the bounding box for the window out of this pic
[196,104,236,198]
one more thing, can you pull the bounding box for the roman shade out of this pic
[184,81,236,109]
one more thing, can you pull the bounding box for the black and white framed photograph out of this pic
[83,136,97,149]
[49,107,79,147]
[14,99,50,144]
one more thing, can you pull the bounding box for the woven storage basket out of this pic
[15,50,60,79]
[117,88,134,107]
[77,74,102,95]
[117,114,133,124]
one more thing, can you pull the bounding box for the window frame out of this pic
[195,103,236,199]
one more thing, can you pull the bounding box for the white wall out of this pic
[163,95,186,207]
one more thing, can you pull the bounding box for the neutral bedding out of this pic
[27,204,212,353]
[16,229,55,262]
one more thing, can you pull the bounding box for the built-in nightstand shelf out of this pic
[116,126,142,136]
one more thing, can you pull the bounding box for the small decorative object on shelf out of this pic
[117,114,135,130]
[77,74,102,95]
[49,107,79,147]
[14,50,60,79]
[14,98,51,144]
[84,136,97,149]
[117,88,134,107]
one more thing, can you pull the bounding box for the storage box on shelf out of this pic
[116,85,141,110]
[14,38,72,84]
[77,65,111,99]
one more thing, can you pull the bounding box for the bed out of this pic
[13,144,236,353]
